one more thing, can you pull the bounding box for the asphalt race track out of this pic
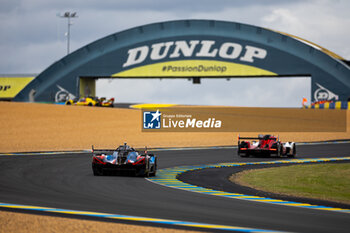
[0,143,350,232]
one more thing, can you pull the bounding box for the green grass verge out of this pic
[231,163,350,204]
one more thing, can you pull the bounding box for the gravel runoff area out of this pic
[0,210,198,233]
[0,101,349,153]
[1,101,349,232]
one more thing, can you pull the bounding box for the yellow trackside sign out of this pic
[112,60,277,77]
[0,77,34,98]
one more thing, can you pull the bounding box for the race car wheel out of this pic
[150,166,156,177]
[288,144,296,158]
[150,158,157,177]
[276,143,282,157]
[88,103,93,106]
[144,167,150,177]
[143,158,150,177]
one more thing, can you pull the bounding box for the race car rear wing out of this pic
[238,136,262,140]
[91,145,150,155]
[237,134,279,142]
[91,147,115,155]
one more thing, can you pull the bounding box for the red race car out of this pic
[237,134,296,158]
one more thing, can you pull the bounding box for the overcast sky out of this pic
[1,0,349,107]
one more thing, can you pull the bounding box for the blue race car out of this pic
[92,143,157,177]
